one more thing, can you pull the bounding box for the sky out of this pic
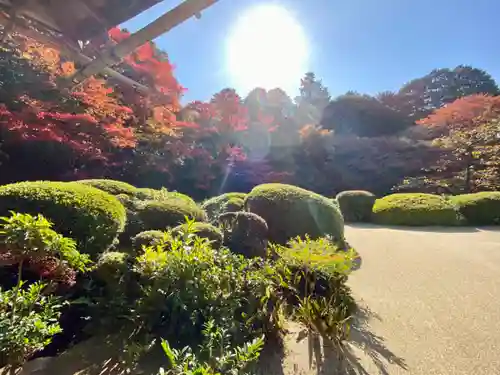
[122,0,500,103]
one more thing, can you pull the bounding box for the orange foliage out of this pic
[417,94,500,130]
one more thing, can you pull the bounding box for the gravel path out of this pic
[345,224,500,375]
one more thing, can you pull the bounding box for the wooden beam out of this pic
[67,0,218,86]
[0,13,154,96]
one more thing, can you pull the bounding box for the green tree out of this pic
[295,72,331,126]
[321,93,410,137]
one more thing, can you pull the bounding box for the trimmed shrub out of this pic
[77,179,137,196]
[0,181,126,256]
[172,222,223,249]
[245,184,344,245]
[94,251,131,285]
[219,212,268,258]
[372,193,461,226]
[136,200,206,232]
[131,230,165,252]
[132,188,169,201]
[336,190,376,222]
[202,193,247,222]
[223,197,245,213]
[450,192,500,225]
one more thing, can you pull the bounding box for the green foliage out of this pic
[159,320,264,375]
[135,200,206,232]
[76,179,137,196]
[336,190,376,222]
[0,281,63,367]
[372,193,461,226]
[94,251,131,285]
[133,188,170,201]
[0,181,126,256]
[172,221,223,249]
[0,212,91,273]
[219,212,268,258]
[450,192,500,225]
[245,183,345,245]
[0,212,92,367]
[271,236,357,346]
[201,193,247,222]
[132,230,166,252]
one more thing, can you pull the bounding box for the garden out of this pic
[0,25,499,375]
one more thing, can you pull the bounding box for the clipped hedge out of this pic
[245,184,344,245]
[336,190,376,222]
[372,193,461,226]
[136,200,206,232]
[77,179,137,196]
[202,192,247,222]
[450,192,500,225]
[219,211,268,258]
[172,222,223,249]
[0,181,126,256]
[131,230,165,252]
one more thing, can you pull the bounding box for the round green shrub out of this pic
[0,181,126,256]
[136,200,206,231]
[336,190,376,222]
[172,222,223,249]
[132,188,168,201]
[372,193,461,226]
[219,211,268,258]
[131,230,165,252]
[450,192,500,225]
[94,251,130,285]
[77,179,137,196]
[202,192,247,222]
[245,184,345,245]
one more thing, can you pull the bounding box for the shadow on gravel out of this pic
[339,305,408,375]
[346,223,500,234]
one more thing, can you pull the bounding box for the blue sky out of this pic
[123,0,499,103]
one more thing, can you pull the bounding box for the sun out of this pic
[226,4,309,96]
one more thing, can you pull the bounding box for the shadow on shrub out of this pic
[336,190,376,222]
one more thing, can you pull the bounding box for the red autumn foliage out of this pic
[417,94,500,130]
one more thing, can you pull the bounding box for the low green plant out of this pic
[158,320,264,375]
[336,190,376,222]
[172,220,223,249]
[0,281,63,367]
[271,236,356,348]
[0,212,92,368]
[372,193,461,226]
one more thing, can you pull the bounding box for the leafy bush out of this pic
[202,193,247,222]
[131,230,166,253]
[87,223,357,368]
[0,212,92,368]
[450,192,500,225]
[0,181,126,256]
[372,193,461,226]
[0,281,63,367]
[135,200,206,232]
[172,221,223,249]
[336,190,376,222]
[159,321,264,375]
[94,251,131,285]
[76,179,137,196]
[272,236,356,345]
[223,197,245,213]
[219,212,268,258]
[245,184,345,245]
